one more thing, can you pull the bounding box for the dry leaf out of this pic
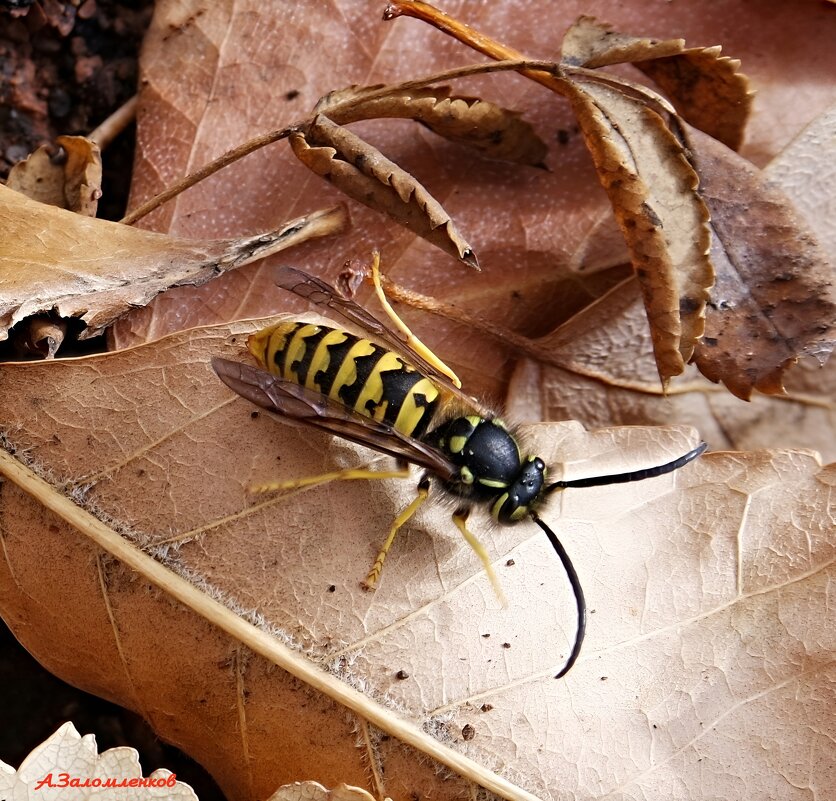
[6,135,103,215]
[0,320,832,801]
[558,76,712,381]
[561,16,753,150]
[560,16,686,68]
[688,126,836,398]
[381,4,718,384]
[0,721,198,800]
[268,781,385,801]
[764,102,836,254]
[11,314,67,358]
[318,85,547,166]
[290,115,477,268]
[0,184,345,344]
[113,0,834,370]
[504,102,836,461]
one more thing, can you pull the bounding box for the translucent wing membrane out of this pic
[212,357,458,480]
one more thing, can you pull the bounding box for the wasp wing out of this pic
[274,266,490,415]
[212,357,458,481]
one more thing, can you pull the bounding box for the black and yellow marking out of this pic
[248,321,442,440]
[213,256,708,681]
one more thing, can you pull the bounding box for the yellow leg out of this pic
[250,465,410,495]
[364,477,431,590]
[453,507,508,607]
[368,251,462,389]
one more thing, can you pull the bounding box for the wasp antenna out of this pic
[530,511,586,678]
[545,441,707,493]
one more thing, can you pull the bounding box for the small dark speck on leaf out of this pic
[480,703,493,712]
[481,633,490,638]
[556,128,570,145]
[506,558,515,567]
[251,411,260,419]
[395,669,410,680]
[462,724,475,741]
[502,642,511,649]
[327,584,336,592]
[600,676,608,681]
[285,89,300,100]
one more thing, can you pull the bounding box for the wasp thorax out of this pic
[428,417,546,523]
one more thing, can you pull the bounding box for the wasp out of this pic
[212,254,706,677]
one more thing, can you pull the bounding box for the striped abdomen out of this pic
[248,321,442,439]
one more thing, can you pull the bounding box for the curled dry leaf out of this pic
[117,0,834,368]
[6,135,103,216]
[384,4,716,384]
[688,126,836,399]
[506,276,836,462]
[12,315,68,359]
[0,184,346,344]
[560,15,687,68]
[317,85,547,166]
[559,76,712,382]
[0,721,198,800]
[561,16,753,150]
[504,101,836,460]
[0,321,832,801]
[290,115,477,268]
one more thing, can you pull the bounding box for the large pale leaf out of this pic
[0,322,832,801]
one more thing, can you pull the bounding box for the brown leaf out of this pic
[318,85,547,166]
[560,76,713,382]
[382,4,716,384]
[501,102,836,461]
[11,315,67,359]
[6,135,103,215]
[560,16,753,150]
[560,15,687,68]
[507,276,836,463]
[0,321,832,801]
[116,1,834,359]
[636,48,752,152]
[290,115,477,268]
[688,126,836,398]
[0,184,345,344]
[764,103,836,254]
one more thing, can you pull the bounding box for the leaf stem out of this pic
[384,1,571,95]
[119,58,559,226]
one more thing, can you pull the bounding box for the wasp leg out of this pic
[250,464,411,495]
[368,251,462,389]
[364,476,431,590]
[452,506,508,607]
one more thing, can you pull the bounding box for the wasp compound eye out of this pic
[492,457,546,524]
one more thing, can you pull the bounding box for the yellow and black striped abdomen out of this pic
[248,321,442,439]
